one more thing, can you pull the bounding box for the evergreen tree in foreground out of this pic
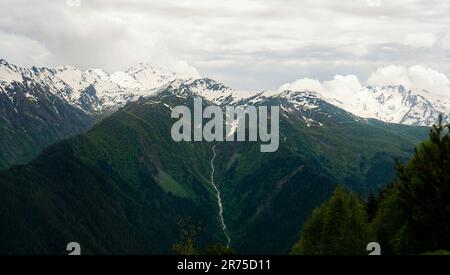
[291,186,369,255]
[292,115,450,255]
[373,115,450,254]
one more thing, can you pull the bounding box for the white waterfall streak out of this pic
[209,145,231,248]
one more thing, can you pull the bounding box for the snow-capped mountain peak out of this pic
[0,59,25,84]
[308,84,450,126]
[0,59,199,114]
[146,76,448,127]
[1,59,448,126]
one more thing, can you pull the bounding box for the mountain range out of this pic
[1,59,447,170]
[1,59,448,123]
[0,59,198,169]
[0,59,444,254]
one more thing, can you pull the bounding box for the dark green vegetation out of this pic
[291,186,369,255]
[0,82,95,170]
[171,217,234,255]
[0,92,220,254]
[292,118,450,255]
[373,117,450,254]
[214,93,427,254]
[0,84,429,254]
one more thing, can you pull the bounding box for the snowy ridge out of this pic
[1,59,448,126]
[182,78,260,105]
[158,79,448,127]
[319,85,450,126]
[0,59,198,113]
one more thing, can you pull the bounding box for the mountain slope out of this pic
[212,89,428,253]
[0,59,199,169]
[0,81,429,254]
[1,58,447,171]
[0,78,95,170]
[0,91,220,254]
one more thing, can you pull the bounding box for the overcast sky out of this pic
[1,0,450,90]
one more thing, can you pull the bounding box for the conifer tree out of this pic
[366,192,378,223]
[393,115,450,252]
[372,115,450,254]
[291,186,369,255]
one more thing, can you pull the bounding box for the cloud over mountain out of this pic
[279,65,450,125]
[280,65,450,101]
[367,65,450,99]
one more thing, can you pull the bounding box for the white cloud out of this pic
[280,65,450,100]
[279,74,365,100]
[279,74,364,97]
[322,75,363,99]
[0,30,51,66]
[66,0,81,8]
[367,65,450,99]
[278,78,324,93]
[366,0,382,8]
[404,33,436,48]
